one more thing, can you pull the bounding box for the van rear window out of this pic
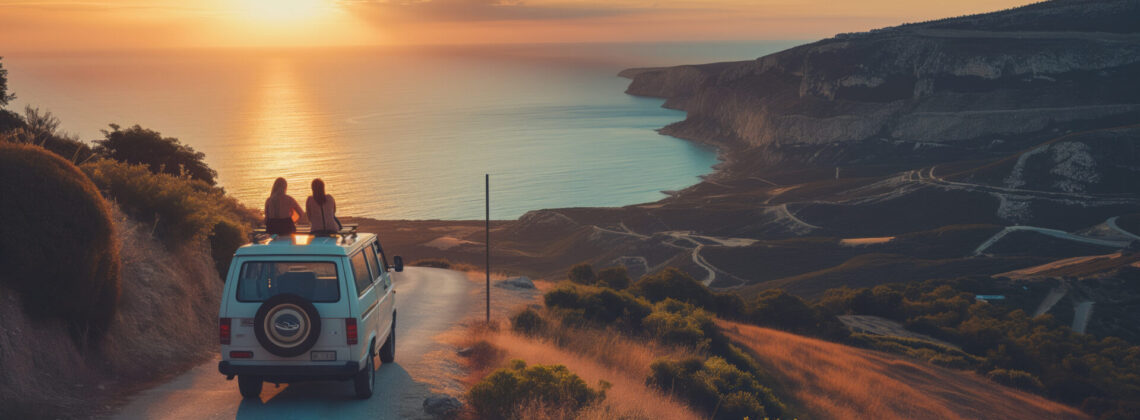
[236,262,339,303]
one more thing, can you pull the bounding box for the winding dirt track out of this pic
[113,267,475,420]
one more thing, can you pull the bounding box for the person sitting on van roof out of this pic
[264,177,305,235]
[306,178,341,235]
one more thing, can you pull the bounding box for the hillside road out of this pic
[113,267,475,420]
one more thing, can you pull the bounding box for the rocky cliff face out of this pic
[625,0,1140,170]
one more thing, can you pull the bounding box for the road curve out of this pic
[113,267,475,420]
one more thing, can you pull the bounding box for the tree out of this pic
[94,124,217,185]
[0,57,14,107]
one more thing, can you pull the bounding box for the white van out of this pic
[217,231,402,399]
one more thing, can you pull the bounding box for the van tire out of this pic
[354,346,375,399]
[379,320,396,363]
[238,375,262,399]
[254,293,322,357]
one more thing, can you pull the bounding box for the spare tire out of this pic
[254,293,322,357]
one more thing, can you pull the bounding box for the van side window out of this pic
[364,245,381,284]
[374,242,390,271]
[350,251,373,297]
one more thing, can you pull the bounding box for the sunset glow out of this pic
[0,0,1038,51]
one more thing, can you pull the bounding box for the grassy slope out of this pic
[719,320,1088,420]
[0,206,221,417]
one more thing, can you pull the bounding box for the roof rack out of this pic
[249,223,360,244]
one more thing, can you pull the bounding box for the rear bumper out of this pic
[218,361,360,382]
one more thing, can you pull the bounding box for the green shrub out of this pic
[467,360,605,419]
[595,266,631,290]
[0,143,119,337]
[749,289,824,334]
[568,263,595,285]
[511,307,547,336]
[712,292,747,320]
[209,219,248,281]
[633,268,712,304]
[93,124,217,185]
[80,159,251,250]
[647,356,783,420]
[544,284,652,328]
[986,369,1045,394]
[643,299,715,349]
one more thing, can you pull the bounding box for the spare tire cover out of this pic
[254,293,322,357]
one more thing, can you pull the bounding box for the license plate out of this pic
[310,351,336,361]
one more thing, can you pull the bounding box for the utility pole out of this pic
[485,174,490,324]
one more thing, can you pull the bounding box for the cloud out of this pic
[341,0,641,23]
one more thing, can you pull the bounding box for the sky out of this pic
[0,0,1037,51]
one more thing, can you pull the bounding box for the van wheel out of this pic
[354,346,375,399]
[238,375,262,399]
[379,321,396,363]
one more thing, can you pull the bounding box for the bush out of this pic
[209,219,248,281]
[749,289,823,334]
[80,159,251,249]
[647,356,783,420]
[1,106,95,163]
[633,268,715,307]
[0,143,119,337]
[595,266,631,290]
[511,307,547,336]
[643,299,715,349]
[93,124,217,185]
[467,360,605,419]
[986,369,1045,394]
[568,263,595,285]
[544,284,652,329]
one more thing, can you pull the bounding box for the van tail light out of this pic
[220,318,232,345]
[346,318,358,345]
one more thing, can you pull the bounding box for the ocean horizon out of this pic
[5,41,802,220]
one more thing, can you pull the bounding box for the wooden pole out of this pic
[485,174,490,323]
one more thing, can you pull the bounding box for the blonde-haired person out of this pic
[264,177,304,235]
[306,178,340,235]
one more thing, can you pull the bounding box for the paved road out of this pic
[113,267,475,420]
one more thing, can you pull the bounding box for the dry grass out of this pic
[452,317,702,420]
[0,206,222,417]
[719,320,1089,420]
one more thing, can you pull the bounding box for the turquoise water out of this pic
[5,42,800,219]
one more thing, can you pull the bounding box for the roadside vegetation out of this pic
[0,60,257,416]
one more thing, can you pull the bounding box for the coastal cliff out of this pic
[623,0,1140,173]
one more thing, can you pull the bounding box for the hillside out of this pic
[719,321,1087,420]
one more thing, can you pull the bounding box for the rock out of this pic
[497,276,534,289]
[423,394,463,417]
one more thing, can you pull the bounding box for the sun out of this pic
[235,0,333,23]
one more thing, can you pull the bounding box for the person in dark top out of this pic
[306,178,340,235]
[264,177,304,235]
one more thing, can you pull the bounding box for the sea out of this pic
[4,42,800,220]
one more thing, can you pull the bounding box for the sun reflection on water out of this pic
[225,58,347,212]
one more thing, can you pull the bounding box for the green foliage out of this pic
[642,299,716,349]
[1,106,95,163]
[630,267,745,319]
[0,57,13,107]
[568,263,595,285]
[986,369,1045,394]
[647,356,784,420]
[0,143,119,338]
[510,307,546,336]
[823,278,1140,417]
[544,283,652,329]
[750,289,843,337]
[80,159,254,250]
[467,360,605,419]
[595,266,631,290]
[93,124,217,185]
[209,220,247,281]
